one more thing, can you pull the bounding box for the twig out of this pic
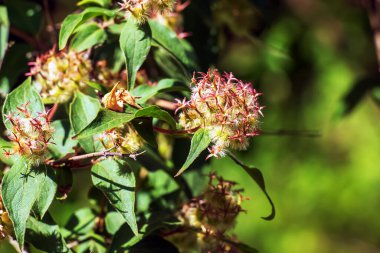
[155,99,178,111]
[260,129,320,138]
[9,27,40,49]
[153,126,198,135]
[42,0,58,45]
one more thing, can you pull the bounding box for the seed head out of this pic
[118,0,175,24]
[177,69,264,158]
[168,173,246,252]
[28,49,119,104]
[3,103,54,165]
[96,124,144,154]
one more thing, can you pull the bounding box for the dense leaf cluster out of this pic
[0,1,274,252]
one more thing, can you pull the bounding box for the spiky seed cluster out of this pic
[96,124,144,154]
[177,69,264,158]
[168,173,246,252]
[118,0,176,23]
[28,49,92,103]
[3,103,54,165]
[0,195,12,239]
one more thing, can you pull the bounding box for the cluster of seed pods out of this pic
[3,103,54,165]
[177,69,264,158]
[168,173,246,252]
[118,0,176,23]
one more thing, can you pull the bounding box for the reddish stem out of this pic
[153,126,199,135]
[47,103,59,121]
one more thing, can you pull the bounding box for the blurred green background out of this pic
[198,1,380,253]
[1,0,380,252]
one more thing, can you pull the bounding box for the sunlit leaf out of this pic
[120,19,152,89]
[32,167,57,219]
[131,79,189,104]
[228,152,275,220]
[2,77,43,131]
[74,106,176,139]
[59,7,115,50]
[175,128,211,177]
[70,23,107,52]
[91,158,138,235]
[1,159,49,248]
[69,92,102,153]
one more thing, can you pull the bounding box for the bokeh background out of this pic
[1,0,380,252]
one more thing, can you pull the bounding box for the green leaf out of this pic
[26,214,71,253]
[74,109,134,139]
[0,6,9,67]
[32,167,57,219]
[228,152,275,220]
[0,136,15,165]
[5,0,43,35]
[85,81,108,93]
[59,7,115,50]
[59,14,83,50]
[132,79,189,104]
[134,105,176,129]
[69,92,101,153]
[175,128,211,176]
[48,120,78,159]
[2,77,43,131]
[148,20,197,73]
[105,211,125,235]
[153,48,189,83]
[77,0,110,7]
[110,223,141,252]
[1,159,49,248]
[70,23,107,52]
[0,43,32,93]
[74,105,176,139]
[91,158,138,235]
[63,207,97,237]
[120,19,152,89]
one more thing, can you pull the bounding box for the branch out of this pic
[260,129,320,137]
[9,27,40,49]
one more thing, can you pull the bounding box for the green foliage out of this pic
[2,77,43,130]
[120,19,152,89]
[70,22,107,52]
[69,92,102,153]
[132,79,189,104]
[0,1,288,252]
[91,158,137,235]
[26,214,71,253]
[74,105,176,139]
[0,6,9,65]
[1,159,53,248]
[176,128,211,176]
[148,20,196,75]
[59,7,115,50]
